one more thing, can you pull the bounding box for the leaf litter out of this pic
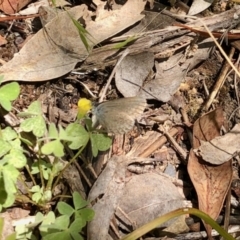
[196,123,240,165]
[188,108,233,237]
[1,0,240,239]
[0,0,146,82]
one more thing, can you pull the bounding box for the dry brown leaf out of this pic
[187,108,232,238]
[88,156,187,239]
[139,38,213,101]
[1,0,146,83]
[115,52,154,97]
[18,0,49,15]
[0,35,7,46]
[88,156,127,240]
[0,5,90,82]
[141,60,184,101]
[188,0,214,15]
[0,0,31,14]
[91,0,145,41]
[196,123,240,164]
[117,172,187,232]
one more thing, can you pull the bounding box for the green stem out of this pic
[37,158,45,189]
[51,194,72,201]
[25,164,36,186]
[121,208,235,240]
[52,144,86,190]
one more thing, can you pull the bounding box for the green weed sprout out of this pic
[66,11,95,53]
[15,99,111,207]
[0,78,20,112]
[15,192,94,240]
[0,80,21,211]
[0,79,109,239]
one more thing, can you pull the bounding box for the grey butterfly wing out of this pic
[99,110,136,134]
[92,96,146,134]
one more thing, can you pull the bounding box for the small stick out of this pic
[159,125,187,164]
[234,54,240,106]
[99,49,129,102]
[137,128,179,158]
[117,207,137,230]
[175,23,240,40]
[228,105,240,121]
[180,107,193,147]
[162,9,190,23]
[201,78,209,97]
[74,161,92,187]
[110,221,121,239]
[0,13,43,22]
[204,47,235,111]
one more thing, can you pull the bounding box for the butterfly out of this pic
[92,96,146,134]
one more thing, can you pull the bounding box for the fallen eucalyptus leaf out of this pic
[115,52,154,97]
[196,123,240,164]
[0,0,146,83]
[187,108,232,237]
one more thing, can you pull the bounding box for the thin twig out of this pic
[117,207,137,230]
[228,105,240,121]
[158,125,187,164]
[74,161,92,187]
[204,47,235,111]
[234,54,240,106]
[99,49,129,102]
[72,78,98,99]
[180,107,193,147]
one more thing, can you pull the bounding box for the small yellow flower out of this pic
[77,98,92,119]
